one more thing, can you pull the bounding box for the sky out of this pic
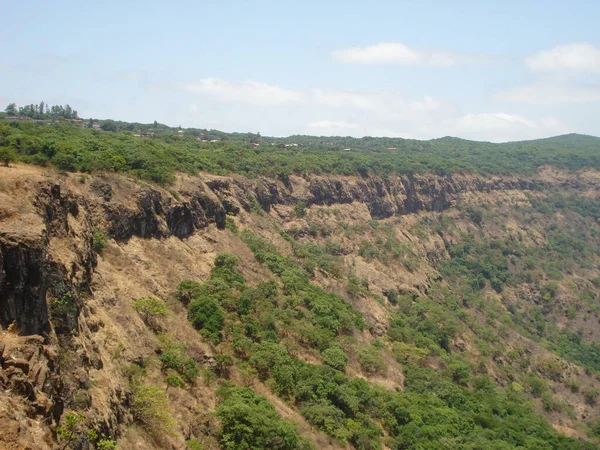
[2,0,600,142]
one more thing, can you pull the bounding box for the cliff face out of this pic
[0,165,598,449]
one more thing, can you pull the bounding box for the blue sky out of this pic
[2,0,600,141]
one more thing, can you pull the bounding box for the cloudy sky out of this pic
[2,0,600,142]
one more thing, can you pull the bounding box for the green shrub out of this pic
[159,337,199,382]
[357,346,386,375]
[0,146,16,166]
[132,384,175,436]
[132,297,170,328]
[56,412,84,449]
[216,384,309,450]
[188,296,226,343]
[177,279,203,306]
[212,253,245,286]
[97,439,117,450]
[92,227,108,254]
[392,342,430,366]
[186,439,204,450]
[321,345,349,371]
[294,201,307,218]
[584,387,598,405]
[214,354,234,378]
[524,375,547,397]
[165,374,186,388]
[225,216,238,234]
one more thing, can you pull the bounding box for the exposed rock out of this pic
[3,357,30,374]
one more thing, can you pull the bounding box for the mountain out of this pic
[1,118,600,449]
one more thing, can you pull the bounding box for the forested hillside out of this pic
[1,114,600,184]
[1,113,600,449]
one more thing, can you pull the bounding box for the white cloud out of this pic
[179,78,306,106]
[308,120,358,133]
[331,42,476,66]
[525,43,600,73]
[177,79,445,120]
[170,77,570,142]
[496,81,600,104]
[310,89,442,117]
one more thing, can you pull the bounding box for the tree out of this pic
[0,147,16,166]
[4,103,17,115]
[321,345,349,371]
[216,385,306,450]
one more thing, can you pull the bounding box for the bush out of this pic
[584,387,598,405]
[214,354,234,378]
[524,375,547,397]
[188,296,226,343]
[132,297,170,328]
[177,280,203,307]
[56,412,84,449]
[466,206,483,225]
[132,384,175,436]
[392,342,430,366]
[357,346,386,376]
[92,227,108,254]
[216,384,309,450]
[294,201,307,218]
[159,337,199,382]
[0,146,16,166]
[321,345,349,371]
[186,439,204,450]
[165,374,186,388]
[212,253,245,286]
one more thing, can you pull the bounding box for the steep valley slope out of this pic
[2,163,600,449]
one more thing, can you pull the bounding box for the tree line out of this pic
[4,102,79,120]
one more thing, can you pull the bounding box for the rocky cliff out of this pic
[0,165,599,449]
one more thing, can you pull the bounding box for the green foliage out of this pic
[466,205,483,225]
[186,439,204,450]
[214,353,235,378]
[524,374,547,397]
[216,384,311,450]
[320,345,349,371]
[92,227,108,254]
[294,201,307,218]
[583,387,598,405]
[188,294,226,343]
[357,346,387,375]
[392,342,430,366]
[177,279,204,306]
[547,331,600,374]
[96,438,117,450]
[87,430,117,450]
[240,230,364,340]
[48,292,78,334]
[212,253,245,286]
[4,119,600,183]
[56,412,84,449]
[587,418,600,438]
[131,297,170,328]
[0,146,16,166]
[132,384,175,436]
[225,216,238,234]
[158,336,199,382]
[440,237,516,293]
[165,373,186,388]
